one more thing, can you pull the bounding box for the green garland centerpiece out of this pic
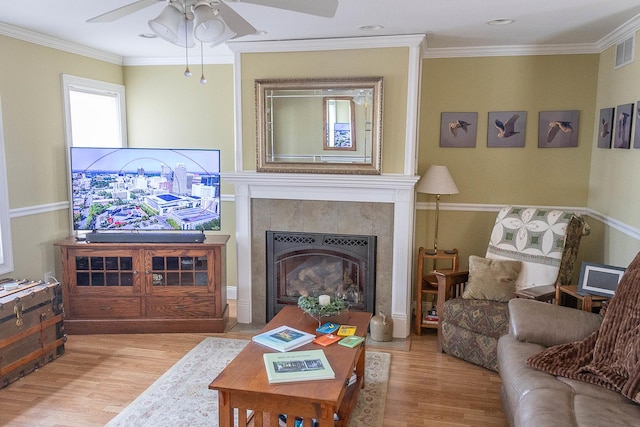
[297,295,347,326]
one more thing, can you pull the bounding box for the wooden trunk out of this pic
[0,280,66,389]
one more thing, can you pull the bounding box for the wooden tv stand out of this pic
[55,235,229,334]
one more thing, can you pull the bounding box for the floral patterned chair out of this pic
[434,206,589,371]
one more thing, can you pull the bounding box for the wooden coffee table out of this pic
[209,305,372,427]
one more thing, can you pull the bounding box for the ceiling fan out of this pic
[87,0,339,47]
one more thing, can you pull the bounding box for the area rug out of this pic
[106,338,390,427]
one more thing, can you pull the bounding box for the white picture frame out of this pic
[577,262,625,297]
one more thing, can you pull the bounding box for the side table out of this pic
[556,285,609,312]
[415,247,459,335]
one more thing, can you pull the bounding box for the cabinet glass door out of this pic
[71,249,141,295]
[147,252,211,293]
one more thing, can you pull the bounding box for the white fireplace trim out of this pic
[223,172,420,337]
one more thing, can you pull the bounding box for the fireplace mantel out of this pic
[223,171,420,337]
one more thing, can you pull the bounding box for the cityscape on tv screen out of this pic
[70,148,221,232]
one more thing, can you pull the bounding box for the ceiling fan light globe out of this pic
[195,17,227,41]
[175,18,196,47]
[148,4,183,44]
[194,4,227,43]
[203,26,236,45]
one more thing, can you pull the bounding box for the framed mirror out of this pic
[255,77,383,174]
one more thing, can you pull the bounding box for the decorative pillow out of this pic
[462,255,522,302]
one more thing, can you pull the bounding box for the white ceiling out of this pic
[1,0,640,64]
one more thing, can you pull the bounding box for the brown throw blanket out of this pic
[527,252,640,404]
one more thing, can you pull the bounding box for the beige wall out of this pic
[123,65,235,193]
[416,54,599,270]
[587,29,640,267]
[419,54,597,205]
[1,38,123,207]
[123,64,238,286]
[239,48,410,173]
[0,35,123,280]
[2,29,640,286]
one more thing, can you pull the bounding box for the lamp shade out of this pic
[416,165,459,195]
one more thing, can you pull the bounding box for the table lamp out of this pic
[416,165,459,254]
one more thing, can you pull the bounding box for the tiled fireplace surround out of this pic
[223,172,419,338]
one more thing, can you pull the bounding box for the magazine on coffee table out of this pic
[252,325,316,352]
[263,349,335,383]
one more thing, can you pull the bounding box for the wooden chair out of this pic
[414,248,459,336]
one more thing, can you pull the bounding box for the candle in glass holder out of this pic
[318,294,331,306]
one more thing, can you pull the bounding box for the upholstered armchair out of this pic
[434,206,589,372]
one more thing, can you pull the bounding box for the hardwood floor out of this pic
[0,313,507,427]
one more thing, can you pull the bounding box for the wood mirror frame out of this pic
[255,77,383,174]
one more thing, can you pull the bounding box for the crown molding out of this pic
[596,13,640,52]
[0,22,122,65]
[423,42,599,59]
[122,35,428,66]
[227,34,427,54]
[123,54,234,66]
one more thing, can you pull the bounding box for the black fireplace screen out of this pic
[266,231,376,322]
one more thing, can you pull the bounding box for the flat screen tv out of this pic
[69,147,221,233]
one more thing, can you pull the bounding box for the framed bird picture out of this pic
[440,112,478,148]
[613,103,634,149]
[538,110,579,148]
[487,111,526,147]
[597,107,614,148]
[634,101,640,149]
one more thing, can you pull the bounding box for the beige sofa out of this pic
[497,299,640,427]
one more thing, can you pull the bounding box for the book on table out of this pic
[263,349,336,384]
[338,335,365,348]
[424,314,438,325]
[337,325,357,336]
[312,333,341,347]
[316,322,340,334]
[252,325,316,352]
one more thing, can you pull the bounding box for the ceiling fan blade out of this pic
[236,0,339,18]
[87,0,162,23]
[218,1,258,38]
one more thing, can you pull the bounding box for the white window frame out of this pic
[62,75,127,236]
[62,74,127,149]
[0,97,14,274]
